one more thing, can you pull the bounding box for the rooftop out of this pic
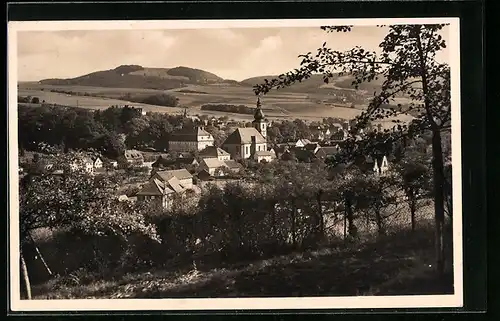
[154,168,193,181]
[223,127,266,145]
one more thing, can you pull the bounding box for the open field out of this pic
[18,83,365,121]
[18,82,413,124]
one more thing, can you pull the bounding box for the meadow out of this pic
[18,82,366,122]
[18,81,414,128]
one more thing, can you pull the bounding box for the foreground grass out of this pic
[31,225,453,299]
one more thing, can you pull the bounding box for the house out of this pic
[295,139,312,148]
[224,160,243,173]
[253,150,275,163]
[118,195,129,202]
[135,176,184,209]
[373,155,390,175]
[168,126,215,152]
[151,168,194,189]
[330,128,348,142]
[304,143,321,154]
[137,168,196,209]
[309,126,331,141]
[91,156,103,169]
[199,146,231,161]
[152,155,199,171]
[124,150,144,166]
[221,98,269,159]
[199,158,227,176]
[69,155,97,174]
[355,154,390,175]
[199,158,243,177]
[197,169,214,182]
[321,145,341,159]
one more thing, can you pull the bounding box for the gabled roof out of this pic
[136,179,164,196]
[223,160,242,169]
[124,149,144,159]
[199,146,230,158]
[304,143,321,151]
[154,168,193,181]
[223,128,266,145]
[166,176,184,193]
[169,126,213,142]
[201,158,225,169]
[296,139,312,145]
[197,169,213,181]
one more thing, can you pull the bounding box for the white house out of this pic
[373,155,390,175]
[253,150,275,163]
[295,139,312,148]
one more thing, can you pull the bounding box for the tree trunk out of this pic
[20,252,32,300]
[290,198,297,248]
[316,191,325,241]
[415,27,447,276]
[375,208,384,236]
[431,129,446,276]
[270,201,277,239]
[344,194,356,237]
[343,204,347,241]
[410,199,417,232]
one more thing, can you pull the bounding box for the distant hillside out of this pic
[241,73,387,94]
[40,65,226,90]
[37,64,392,95]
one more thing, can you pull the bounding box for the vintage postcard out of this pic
[8,18,463,311]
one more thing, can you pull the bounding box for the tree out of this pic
[395,154,432,232]
[18,152,159,299]
[254,24,451,276]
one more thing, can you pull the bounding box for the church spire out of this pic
[254,96,265,121]
[253,96,267,139]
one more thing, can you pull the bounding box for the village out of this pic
[19,97,391,212]
[13,21,460,301]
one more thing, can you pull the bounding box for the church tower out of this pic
[252,97,267,139]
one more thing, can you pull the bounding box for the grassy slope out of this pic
[31,222,454,299]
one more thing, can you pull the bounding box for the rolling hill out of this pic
[40,65,229,91]
[39,64,390,95]
[241,73,388,94]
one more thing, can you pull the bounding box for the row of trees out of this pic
[17,104,196,159]
[200,104,256,115]
[119,93,179,107]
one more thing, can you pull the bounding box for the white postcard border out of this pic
[8,17,463,311]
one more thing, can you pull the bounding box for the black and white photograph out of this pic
[8,18,463,311]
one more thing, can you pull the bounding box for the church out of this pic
[221,98,274,162]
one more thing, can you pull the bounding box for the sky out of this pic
[17,25,450,82]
